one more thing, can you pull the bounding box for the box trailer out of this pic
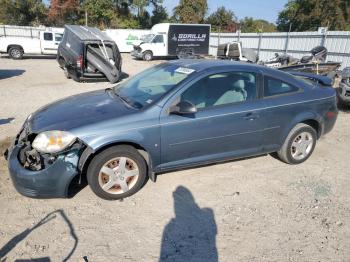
[131,23,211,61]
[0,25,64,59]
[104,29,151,52]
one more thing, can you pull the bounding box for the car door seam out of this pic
[169,128,267,147]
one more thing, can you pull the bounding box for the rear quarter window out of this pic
[264,76,300,97]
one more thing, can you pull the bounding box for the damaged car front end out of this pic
[5,119,87,198]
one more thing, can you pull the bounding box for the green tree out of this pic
[111,15,140,28]
[0,0,47,26]
[151,5,168,25]
[240,17,277,33]
[277,0,350,31]
[83,0,115,28]
[132,0,148,16]
[240,17,276,33]
[138,10,151,28]
[206,6,237,32]
[173,0,208,23]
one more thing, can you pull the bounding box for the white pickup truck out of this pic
[0,25,64,59]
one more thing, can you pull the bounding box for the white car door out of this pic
[151,34,167,56]
[40,32,60,54]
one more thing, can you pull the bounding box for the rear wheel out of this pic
[87,145,148,200]
[142,51,153,61]
[63,66,71,79]
[8,46,23,59]
[277,123,317,164]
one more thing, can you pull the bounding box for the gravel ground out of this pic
[0,54,349,262]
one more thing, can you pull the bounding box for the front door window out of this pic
[181,72,257,109]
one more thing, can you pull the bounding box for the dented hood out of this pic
[28,89,135,133]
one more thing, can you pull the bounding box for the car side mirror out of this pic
[170,100,197,115]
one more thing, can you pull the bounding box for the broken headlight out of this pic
[32,131,76,154]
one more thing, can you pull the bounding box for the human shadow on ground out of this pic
[0,70,25,80]
[0,209,78,262]
[159,186,218,262]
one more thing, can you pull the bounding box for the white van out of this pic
[131,23,211,61]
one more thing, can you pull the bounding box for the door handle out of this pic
[243,112,260,121]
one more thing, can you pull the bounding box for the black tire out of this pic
[63,66,71,79]
[277,123,317,164]
[8,46,23,59]
[142,51,153,61]
[58,57,65,69]
[87,145,148,200]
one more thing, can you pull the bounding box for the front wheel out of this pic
[63,66,71,79]
[87,145,148,200]
[277,123,317,164]
[142,51,153,61]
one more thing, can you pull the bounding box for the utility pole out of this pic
[85,9,88,26]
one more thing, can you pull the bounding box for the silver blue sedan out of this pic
[6,60,338,200]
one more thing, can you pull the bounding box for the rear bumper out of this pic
[7,144,79,198]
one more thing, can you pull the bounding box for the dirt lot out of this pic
[0,54,349,262]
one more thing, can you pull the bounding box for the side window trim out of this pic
[262,74,303,99]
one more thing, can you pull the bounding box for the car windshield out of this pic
[141,34,155,43]
[114,64,195,109]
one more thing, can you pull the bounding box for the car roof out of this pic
[167,59,267,72]
[166,59,297,81]
[64,25,113,42]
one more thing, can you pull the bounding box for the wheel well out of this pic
[7,45,24,53]
[143,50,153,55]
[301,119,321,138]
[67,142,151,197]
[82,142,150,176]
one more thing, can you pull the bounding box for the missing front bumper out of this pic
[7,145,81,198]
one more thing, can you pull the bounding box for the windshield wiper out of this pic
[114,91,141,109]
[115,92,129,105]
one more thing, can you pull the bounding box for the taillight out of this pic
[76,55,83,69]
[326,111,336,119]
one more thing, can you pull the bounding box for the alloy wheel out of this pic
[98,157,139,194]
[290,132,314,161]
[11,49,21,58]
